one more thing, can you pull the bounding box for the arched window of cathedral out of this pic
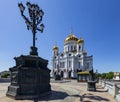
[60,62,65,68]
[74,46,76,50]
[57,64,59,68]
[61,53,64,57]
[63,62,65,68]
[71,46,73,51]
[78,62,81,68]
[69,53,71,56]
[79,45,81,51]
[61,71,64,77]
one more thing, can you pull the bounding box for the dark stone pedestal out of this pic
[6,55,51,99]
[87,81,96,91]
[87,68,96,91]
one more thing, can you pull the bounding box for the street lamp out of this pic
[18,2,44,55]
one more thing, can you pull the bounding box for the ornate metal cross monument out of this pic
[6,2,51,100]
[18,2,44,55]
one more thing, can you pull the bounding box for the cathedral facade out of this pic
[51,34,93,78]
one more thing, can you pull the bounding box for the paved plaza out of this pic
[0,79,116,102]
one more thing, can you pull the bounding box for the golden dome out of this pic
[53,45,59,50]
[77,37,84,44]
[65,34,78,43]
[83,50,87,55]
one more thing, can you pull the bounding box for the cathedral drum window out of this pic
[71,46,73,51]
[87,63,89,68]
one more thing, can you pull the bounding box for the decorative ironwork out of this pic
[18,2,44,55]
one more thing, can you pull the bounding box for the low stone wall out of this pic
[99,80,120,102]
[116,94,120,102]
[116,84,120,102]
[0,78,11,83]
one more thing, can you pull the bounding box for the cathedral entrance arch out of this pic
[61,71,64,78]
[54,72,56,77]
[68,71,71,78]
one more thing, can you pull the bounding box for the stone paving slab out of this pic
[0,79,116,102]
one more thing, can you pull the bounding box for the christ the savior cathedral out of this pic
[51,33,93,79]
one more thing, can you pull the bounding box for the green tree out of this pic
[101,72,114,79]
[1,73,10,78]
[108,71,114,79]
[95,73,101,78]
[95,71,114,79]
[101,73,107,79]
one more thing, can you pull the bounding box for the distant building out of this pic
[113,72,120,80]
[51,33,93,79]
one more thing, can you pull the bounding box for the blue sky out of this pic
[0,0,120,73]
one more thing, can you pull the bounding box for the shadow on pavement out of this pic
[33,90,82,102]
[96,89,108,92]
[50,80,71,83]
[82,93,110,102]
[33,90,69,101]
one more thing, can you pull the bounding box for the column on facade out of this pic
[64,60,68,78]
[71,57,75,78]
[64,53,68,78]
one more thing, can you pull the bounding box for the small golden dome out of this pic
[53,46,59,50]
[77,37,84,44]
[83,50,87,55]
[65,34,78,43]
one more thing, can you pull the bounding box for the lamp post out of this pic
[18,2,44,55]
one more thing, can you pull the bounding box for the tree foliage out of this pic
[95,71,114,79]
[1,73,10,78]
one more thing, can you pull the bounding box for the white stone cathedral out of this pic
[51,33,93,78]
